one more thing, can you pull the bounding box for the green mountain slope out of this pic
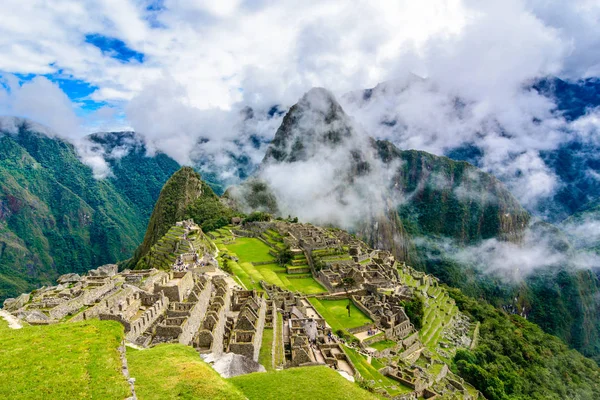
[130,166,238,267]
[0,121,179,301]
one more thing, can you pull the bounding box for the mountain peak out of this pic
[262,87,359,164]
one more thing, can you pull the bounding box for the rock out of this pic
[3,293,30,312]
[57,273,81,284]
[15,310,50,323]
[205,353,266,378]
[89,264,118,277]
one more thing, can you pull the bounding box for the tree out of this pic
[276,245,293,267]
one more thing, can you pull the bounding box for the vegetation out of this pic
[448,287,600,400]
[400,294,424,330]
[0,126,177,301]
[275,245,293,267]
[229,366,379,400]
[342,345,412,396]
[218,236,326,294]
[0,319,130,399]
[259,328,274,371]
[308,298,372,334]
[243,211,272,223]
[128,344,246,400]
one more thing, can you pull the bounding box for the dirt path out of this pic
[0,310,23,329]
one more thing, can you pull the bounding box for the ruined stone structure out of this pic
[3,219,477,399]
[352,292,414,340]
[228,293,267,362]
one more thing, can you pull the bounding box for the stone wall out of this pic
[126,292,169,341]
[154,271,194,302]
[177,281,212,345]
[49,280,116,320]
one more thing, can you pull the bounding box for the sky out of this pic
[0,0,599,205]
[0,0,598,133]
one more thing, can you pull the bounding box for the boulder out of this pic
[57,273,81,284]
[14,309,50,323]
[3,293,30,312]
[89,264,118,277]
[202,352,266,378]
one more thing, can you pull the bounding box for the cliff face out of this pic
[374,141,531,245]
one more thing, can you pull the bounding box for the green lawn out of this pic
[274,313,285,368]
[369,340,397,351]
[225,237,275,263]
[128,344,245,400]
[259,328,274,371]
[0,319,130,399]
[308,298,372,333]
[221,237,325,294]
[229,366,379,400]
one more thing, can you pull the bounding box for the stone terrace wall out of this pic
[177,281,212,345]
[49,280,116,320]
[126,293,169,341]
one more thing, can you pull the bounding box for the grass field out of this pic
[369,340,397,351]
[308,298,372,333]
[225,237,275,263]
[221,237,326,294]
[128,344,246,400]
[229,366,379,400]
[0,319,130,399]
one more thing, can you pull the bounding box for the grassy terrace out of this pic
[274,312,285,369]
[128,344,246,400]
[0,319,130,399]
[397,268,460,353]
[369,340,397,351]
[342,346,412,397]
[219,236,326,294]
[229,366,379,400]
[259,328,274,371]
[308,298,372,334]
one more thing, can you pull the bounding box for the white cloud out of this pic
[0,0,598,202]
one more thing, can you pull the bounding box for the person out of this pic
[346,303,351,317]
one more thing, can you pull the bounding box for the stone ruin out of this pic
[2,220,479,399]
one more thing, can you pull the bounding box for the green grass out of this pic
[308,298,372,332]
[259,328,274,371]
[0,319,130,399]
[128,344,246,400]
[274,313,285,368]
[221,237,326,294]
[225,237,275,263]
[369,340,397,351]
[229,366,379,400]
[342,346,412,396]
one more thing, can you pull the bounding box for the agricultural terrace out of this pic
[212,227,326,294]
[128,344,246,400]
[398,267,460,354]
[342,346,413,396]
